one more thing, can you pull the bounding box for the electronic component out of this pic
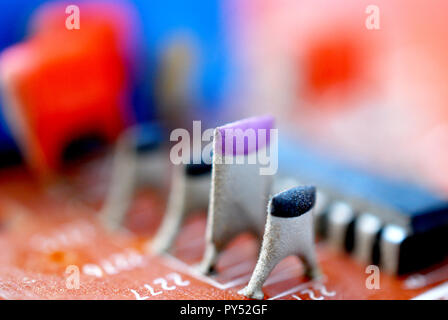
[0,164,447,300]
[353,213,382,264]
[326,202,355,250]
[239,186,320,300]
[0,111,20,166]
[0,2,138,177]
[2,0,448,303]
[0,0,48,164]
[100,124,167,230]
[279,137,448,274]
[135,0,234,115]
[151,161,211,254]
[197,116,274,274]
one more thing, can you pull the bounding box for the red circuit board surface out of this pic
[0,159,448,300]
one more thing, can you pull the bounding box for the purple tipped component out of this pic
[216,115,275,156]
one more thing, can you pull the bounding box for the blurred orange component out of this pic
[302,34,364,102]
[0,4,133,178]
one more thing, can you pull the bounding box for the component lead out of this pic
[353,213,382,263]
[197,116,275,274]
[239,186,321,300]
[99,124,167,230]
[151,161,211,254]
[380,224,408,274]
[326,202,355,250]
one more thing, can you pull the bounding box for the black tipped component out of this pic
[270,186,316,218]
[185,162,212,177]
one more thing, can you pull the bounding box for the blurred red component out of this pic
[303,35,363,100]
[0,3,135,178]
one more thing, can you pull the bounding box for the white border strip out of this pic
[412,281,448,300]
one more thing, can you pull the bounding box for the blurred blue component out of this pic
[0,0,50,49]
[0,0,52,161]
[130,75,157,124]
[133,123,164,153]
[131,0,233,115]
[279,138,448,234]
[0,105,21,165]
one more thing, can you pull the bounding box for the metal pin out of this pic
[313,191,331,236]
[197,116,274,275]
[239,186,321,300]
[314,191,330,217]
[326,201,355,250]
[380,224,408,274]
[353,213,382,264]
[151,162,211,254]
